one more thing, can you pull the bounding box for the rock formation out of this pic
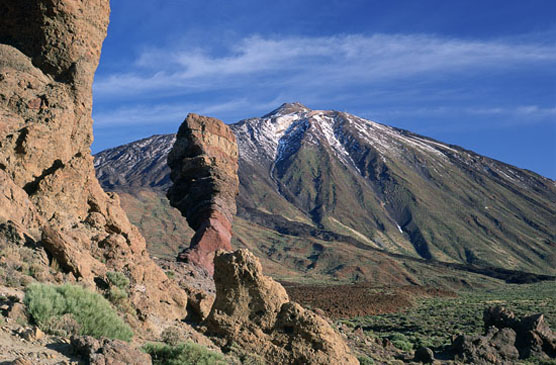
[450,306,555,363]
[71,336,152,365]
[167,113,239,274]
[0,0,187,329]
[205,249,359,365]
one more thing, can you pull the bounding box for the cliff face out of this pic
[167,113,239,274]
[0,0,186,327]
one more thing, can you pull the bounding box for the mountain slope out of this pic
[94,103,556,276]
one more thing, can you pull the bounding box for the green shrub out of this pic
[142,342,226,365]
[24,283,132,341]
[160,326,184,346]
[357,355,375,365]
[392,339,413,351]
[108,286,128,302]
[390,333,413,351]
[106,271,130,291]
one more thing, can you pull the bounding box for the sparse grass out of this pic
[24,283,133,341]
[345,281,556,350]
[142,342,226,365]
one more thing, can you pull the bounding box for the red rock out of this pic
[167,113,239,275]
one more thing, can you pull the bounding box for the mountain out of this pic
[94,103,556,279]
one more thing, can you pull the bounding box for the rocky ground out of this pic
[285,282,455,319]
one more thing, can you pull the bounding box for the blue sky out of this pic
[92,0,556,179]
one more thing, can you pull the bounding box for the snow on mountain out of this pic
[94,103,556,275]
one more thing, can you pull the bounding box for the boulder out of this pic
[0,0,187,329]
[205,249,359,365]
[518,313,556,358]
[17,326,45,342]
[414,346,435,363]
[451,306,555,363]
[186,288,215,322]
[71,336,152,365]
[167,113,239,275]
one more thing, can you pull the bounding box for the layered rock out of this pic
[0,0,186,329]
[167,113,239,274]
[205,249,359,365]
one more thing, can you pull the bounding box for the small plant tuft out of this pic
[142,341,226,365]
[389,333,413,352]
[106,271,130,291]
[24,283,132,341]
[357,355,375,365]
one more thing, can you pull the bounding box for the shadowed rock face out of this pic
[206,249,359,365]
[450,306,556,362]
[0,0,187,329]
[167,113,239,274]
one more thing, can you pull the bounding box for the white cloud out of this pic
[92,98,284,127]
[94,33,556,98]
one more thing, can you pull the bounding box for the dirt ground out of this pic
[283,282,455,319]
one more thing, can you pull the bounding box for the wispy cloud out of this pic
[94,33,556,99]
[92,98,282,128]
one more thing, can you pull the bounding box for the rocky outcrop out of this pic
[0,0,186,329]
[167,113,239,274]
[71,336,152,365]
[450,306,555,363]
[205,249,359,365]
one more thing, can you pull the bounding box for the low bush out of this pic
[160,326,185,346]
[357,355,375,365]
[106,271,130,291]
[24,283,132,341]
[390,333,413,351]
[143,342,226,365]
[345,281,556,350]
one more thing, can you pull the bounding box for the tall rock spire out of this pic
[167,113,239,275]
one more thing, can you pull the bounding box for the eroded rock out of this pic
[71,336,151,365]
[205,249,359,365]
[167,113,239,274]
[450,306,556,363]
[0,0,187,330]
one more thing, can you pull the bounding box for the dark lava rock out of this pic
[450,306,555,364]
[413,346,435,363]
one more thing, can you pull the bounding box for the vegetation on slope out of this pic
[343,281,556,350]
[24,283,133,341]
[143,342,226,365]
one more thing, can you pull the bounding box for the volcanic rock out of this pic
[167,113,239,274]
[0,0,187,329]
[414,346,435,363]
[205,249,359,365]
[450,306,556,363]
[71,335,152,365]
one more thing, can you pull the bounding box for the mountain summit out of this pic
[95,104,556,276]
